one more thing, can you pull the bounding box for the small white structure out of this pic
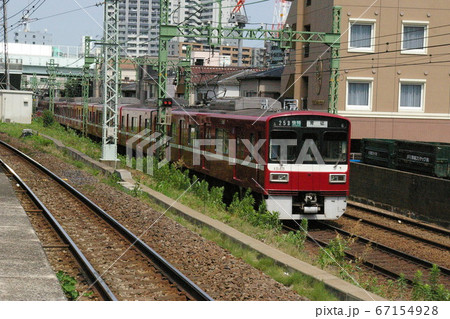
[0,90,33,124]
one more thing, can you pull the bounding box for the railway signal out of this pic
[162,98,173,107]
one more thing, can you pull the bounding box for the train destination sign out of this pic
[306,120,328,128]
[273,119,302,128]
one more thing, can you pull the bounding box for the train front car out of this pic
[264,112,351,220]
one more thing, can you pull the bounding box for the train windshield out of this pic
[269,131,348,164]
[269,131,298,163]
[322,132,348,164]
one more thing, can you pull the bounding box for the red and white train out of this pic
[51,99,351,220]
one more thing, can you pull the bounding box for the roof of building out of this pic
[237,66,284,81]
[189,66,266,86]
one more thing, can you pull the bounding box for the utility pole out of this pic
[180,45,192,103]
[30,73,38,113]
[82,36,96,136]
[46,59,58,113]
[229,1,248,66]
[100,0,120,164]
[156,0,174,141]
[328,6,341,114]
[2,0,10,90]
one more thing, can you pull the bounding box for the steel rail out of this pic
[0,140,213,301]
[0,159,118,301]
[342,212,450,251]
[283,223,449,284]
[316,222,450,277]
[347,201,450,237]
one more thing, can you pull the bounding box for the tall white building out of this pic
[117,0,237,57]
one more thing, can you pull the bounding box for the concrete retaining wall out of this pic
[350,162,450,227]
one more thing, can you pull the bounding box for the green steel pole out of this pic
[328,6,341,114]
[46,59,58,113]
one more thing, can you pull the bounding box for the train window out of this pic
[298,133,321,164]
[204,125,211,151]
[269,131,298,163]
[215,128,229,155]
[322,132,348,164]
[178,120,184,144]
[188,126,196,146]
[237,138,245,158]
[172,122,176,136]
[249,133,255,160]
[131,117,136,132]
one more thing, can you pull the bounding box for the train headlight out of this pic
[329,174,346,184]
[270,173,289,183]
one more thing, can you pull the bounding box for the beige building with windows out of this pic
[282,0,450,143]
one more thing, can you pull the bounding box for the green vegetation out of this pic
[42,110,55,127]
[318,235,348,269]
[282,219,308,250]
[411,266,450,301]
[56,271,80,300]
[0,117,101,159]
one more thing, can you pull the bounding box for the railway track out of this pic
[307,222,450,288]
[282,202,450,290]
[345,202,450,251]
[282,200,450,290]
[0,140,213,301]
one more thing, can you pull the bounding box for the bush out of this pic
[229,190,281,230]
[283,219,308,249]
[318,234,348,269]
[412,266,450,301]
[42,110,55,127]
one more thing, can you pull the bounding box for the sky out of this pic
[6,0,277,47]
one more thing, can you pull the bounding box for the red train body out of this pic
[53,100,351,220]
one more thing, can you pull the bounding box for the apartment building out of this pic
[177,42,254,66]
[117,0,237,57]
[14,30,52,46]
[282,0,450,143]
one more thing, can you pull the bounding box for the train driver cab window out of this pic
[323,132,347,164]
[269,131,297,163]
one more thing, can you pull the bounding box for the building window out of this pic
[399,80,425,111]
[402,21,428,54]
[306,0,312,6]
[346,77,373,111]
[348,19,375,52]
